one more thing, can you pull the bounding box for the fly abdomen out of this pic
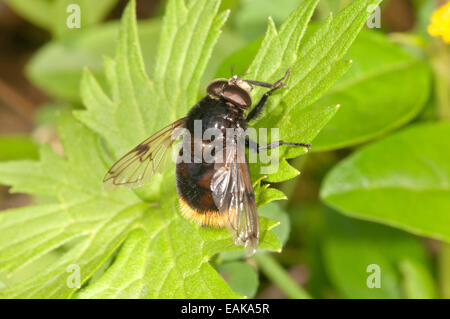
[176,160,231,227]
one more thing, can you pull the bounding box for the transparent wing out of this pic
[211,134,259,255]
[103,118,186,190]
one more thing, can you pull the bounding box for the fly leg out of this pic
[259,141,311,151]
[245,137,311,153]
[245,69,291,122]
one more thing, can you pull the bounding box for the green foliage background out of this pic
[0,0,448,299]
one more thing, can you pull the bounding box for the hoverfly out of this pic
[103,69,311,255]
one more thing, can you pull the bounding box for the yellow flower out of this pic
[428,1,450,43]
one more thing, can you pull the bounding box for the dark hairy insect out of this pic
[103,69,311,255]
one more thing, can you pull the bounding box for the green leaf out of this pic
[217,261,259,298]
[152,0,231,120]
[322,211,434,299]
[312,30,431,151]
[0,0,387,298]
[217,23,423,156]
[4,0,119,37]
[27,20,162,102]
[0,113,142,298]
[321,122,450,243]
[242,0,383,182]
[0,1,253,297]
[0,0,280,299]
[258,202,290,246]
[26,19,244,103]
[74,192,280,298]
[214,202,287,262]
[74,224,241,298]
[218,0,385,184]
[74,0,282,298]
[73,175,280,299]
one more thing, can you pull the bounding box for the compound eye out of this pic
[207,79,228,97]
[222,86,251,107]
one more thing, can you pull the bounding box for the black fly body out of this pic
[103,69,311,255]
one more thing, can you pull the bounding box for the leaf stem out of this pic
[253,252,311,299]
[439,244,450,298]
[429,39,450,298]
[431,43,450,120]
